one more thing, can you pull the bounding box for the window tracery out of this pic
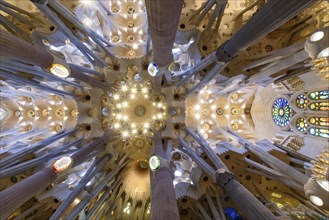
[296,117,307,133]
[295,94,307,109]
[289,89,329,139]
[272,97,291,127]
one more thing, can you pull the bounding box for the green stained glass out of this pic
[308,90,329,100]
[309,127,329,138]
[296,94,307,109]
[272,98,291,127]
[296,118,307,133]
[308,102,329,111]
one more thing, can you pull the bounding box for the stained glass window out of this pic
[308,90,329,100]
[293,90,329,139]
[272,98,291,127]
[308,117,329,127]
[308,102,329,111]
[309,127,329,138]
[296,94,307,109]
[296,117,307,133]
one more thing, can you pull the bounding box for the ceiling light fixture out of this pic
[148,63,159,77]
[309,195,324,206]
[49,64,70,78]
[310,31,324,42]
[149,156,161,171]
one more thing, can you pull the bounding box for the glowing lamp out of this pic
[50,64,70,78]
[316,179,329,192]
[304,177,329,210]
[83,18,92,26]
[317,47,329,58]
[52,156,72,172]
[309,195,323,206]
[310,31,324,42]
[174,170,183,177]
[148,63,159,77]
[149,156,161,171]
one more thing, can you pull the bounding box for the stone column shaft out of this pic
[187,62,227,95]
[66,158,127,220]
[151,134,179,220]
[246,144,309,185]
[196,202,212,220]
[151,167,179,220]
[186,128,229,170]
[51,155,109,219]
[193,0,317,94]
[145,0,184,67]
[215,195,226,220]
[69,65,109,89]
[178,136,216,180]
[94,198,109,220]
[179,135,276,219]
[0,69,72,97]
[107,197,120,220]
[206,194,222,220]
[69,64,104,78]
[248,50,309,83]
[139,200,147,220]
[1,138,83,180]
[224,178,276,220]
[165,140,173,160]
[177,52,217,85]
[153,132,165,158]
[0,167,57,219]
[0,129,76,168]
[86,190,111,219]
[181,0,316,94]
[0,59,82,89]
[70,138,106,165]
[219,0,317,60]
[0,29,53,68]
[15,203,43,220]
[274,143,313,162]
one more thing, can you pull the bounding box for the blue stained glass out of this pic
[309,90,329,100]
[296,94,307,109]
[272,98,291,127]
[296,117,307,133]
[309,127,329,138]
[224,208,243,220]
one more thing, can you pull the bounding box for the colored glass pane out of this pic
[308,117,329,126]
[308,102,329,111]
[309,127,329,138]
[296,117,307,133]
[295,94,307,109]
[308,90,329,100]
[272,98,291,127]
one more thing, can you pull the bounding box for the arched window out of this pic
[294,116,329,139]
[290,89,329,139]
[308,127,329,138]
[308,117,329,126]
[307,90,329,111]
[308,90,329,100]
[308,102,329,111]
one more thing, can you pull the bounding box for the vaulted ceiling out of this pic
[0,0,328,219]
